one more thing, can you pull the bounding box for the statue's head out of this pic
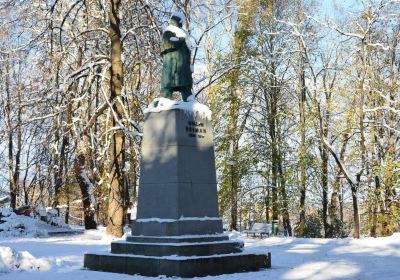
[170,12,185,28]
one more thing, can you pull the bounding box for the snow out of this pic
[0,196,10,204]
[0,208,74,238]
[0,246,50,272]
[122,161,130,172]
[80,171,96,208]
[0,231,399,279]
[164,25,187,39]
[163,24,194,50]
[228,230,243,240]
[144,97,212,120]
[44,208,58,215]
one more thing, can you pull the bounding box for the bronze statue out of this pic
[161,13,193,102]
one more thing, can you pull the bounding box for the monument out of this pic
[84,12,271,277]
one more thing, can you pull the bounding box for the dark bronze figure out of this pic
[161,14,193,101]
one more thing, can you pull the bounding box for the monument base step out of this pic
[126,233,229,243]
[131,219,223,236]
[111,240,243,256]
[84,251,271,278]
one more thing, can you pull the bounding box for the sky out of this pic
[320,0,361,20]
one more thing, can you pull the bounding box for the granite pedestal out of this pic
[84,106,271,277]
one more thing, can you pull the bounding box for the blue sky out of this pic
[320,0,361,20]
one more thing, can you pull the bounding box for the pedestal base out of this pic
[111,239,244,256]
[84,250,271,278]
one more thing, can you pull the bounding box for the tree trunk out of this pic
[65,195,70,225]
[5,60,17,209]
[53,131,68,209]
[229,141,239,231]
[351,182,360,239]
[321,147,329,237]
[229,164,238,231]
[330,173,341,234]
[278,152,292,236]
[352,36,368,239]
[106,0,125,237]
[268,87,279,222]
[330,133,349,237]
[264,184,270,223]
[297,42,307,237]
[12,89,22,209]
[74,153,97,230]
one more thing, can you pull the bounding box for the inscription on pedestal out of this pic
[186,120,207,139]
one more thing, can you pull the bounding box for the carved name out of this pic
[186,121,207,139]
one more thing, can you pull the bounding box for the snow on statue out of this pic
[161,12,193,102]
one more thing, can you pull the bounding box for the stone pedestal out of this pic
[84,107,271,277]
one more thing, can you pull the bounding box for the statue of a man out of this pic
[161,13,193,102]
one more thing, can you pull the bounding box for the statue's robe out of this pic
[161,28,192,90]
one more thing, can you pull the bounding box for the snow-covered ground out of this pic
[0,230,399,280]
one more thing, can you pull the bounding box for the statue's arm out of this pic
[160,31,184,56]
[161,47,177,56]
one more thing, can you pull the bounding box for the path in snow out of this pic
[0,231,399,280]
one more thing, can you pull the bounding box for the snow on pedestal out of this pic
[144,97,211,120]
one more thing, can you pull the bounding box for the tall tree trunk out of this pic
[352,181,360,239]
[330,131,349,237]
[263,180,270,223]
[65,200,70,225]
[106,0,126,237]
[53,129,68,210]
[369,89,381,237]
[352,38,368,239]
[321,147,329,237]
[278,150,292,236]
[297,42,307,237]
[228,138,239,231]
[5,60,17,209]
[319,58,336,238]
[266,187,270,223]
[268,85,279,222]
[320,92,330,238]
[13,89,22,208]
[229,159,238,231]
[268,94,278,223]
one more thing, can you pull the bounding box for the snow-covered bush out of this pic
[0,208,70,237]
[0,246,50,272]
[38,208,68,227]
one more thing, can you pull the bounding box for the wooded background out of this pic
[0,0,399,238]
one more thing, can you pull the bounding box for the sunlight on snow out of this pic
[282,261,360,280]
[286,243,321,254]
